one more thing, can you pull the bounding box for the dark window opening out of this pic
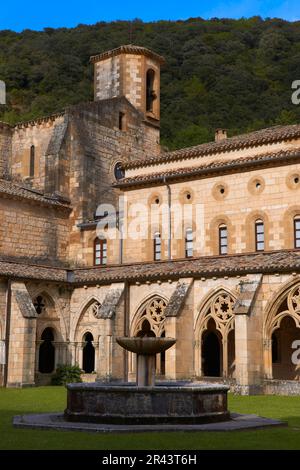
[38,328,55,373]
[219,225,228,255]
[94,238,107,266]
[255,220,265,251]
[114,162,125,180]
[202,331,221,377]
[146,69,156,112]
[272,332,279,363]
[34,296,45,315]
[82,332,95,373]
[118,112,125,130]
[30,145,35,177]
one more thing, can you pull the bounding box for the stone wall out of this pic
[0,198,70,264]
[0,123,12,178]
[11,114,66,191]
[0,280,7,386]
[67,99,160,266]
[122,161,300,263]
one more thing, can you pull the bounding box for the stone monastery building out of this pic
[1,44,300,394]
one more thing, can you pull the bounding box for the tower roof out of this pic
[90,44,165,65]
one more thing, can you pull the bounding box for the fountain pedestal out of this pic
[116,337,176,387]
[64,336,230,425]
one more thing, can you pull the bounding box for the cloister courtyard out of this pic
[0,386,300,450]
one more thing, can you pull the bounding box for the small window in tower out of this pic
[114,162,125,181]
[146,69,156,113]
[119,112,125,130]
[30,145,35,177]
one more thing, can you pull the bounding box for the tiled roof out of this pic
[73,250,300,284]
[0,259,67,282]
[1,250,300,284]
[115,149,300,188]
[0,179,72,210]
[124,124,300,170]
[90,44,165,65]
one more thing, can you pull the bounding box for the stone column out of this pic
[234,314,250,394]
[7,282,37,387]
[194,339,201,378]
[164,316,176,380]
[263,338,273,379]
[222,337,228,378]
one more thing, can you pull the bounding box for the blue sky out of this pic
[1,0,299,32]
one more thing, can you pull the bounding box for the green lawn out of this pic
[1,386,300,449]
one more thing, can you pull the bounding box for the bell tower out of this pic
[90,45,165,125]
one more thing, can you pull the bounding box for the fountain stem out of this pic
[137,354,156,386]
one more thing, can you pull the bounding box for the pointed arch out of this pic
[129,293,169,378]
[195,286,237,338]
[194,286,237,379]
[262,276,300,381]
[130,293,169,338]
[74,297,102,342]
[264,276,300,339]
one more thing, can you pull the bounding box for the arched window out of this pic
[146,69,156,112]
[255,219,265,251]
[30,145,35,177]
[94,238,107,266]
[185,228,193,258]
[154,232,161,261]
[219,224,228,255]
[294,216,300,248]
[82,332,95,373]
[38,328,55,373]
[114,162,125,180]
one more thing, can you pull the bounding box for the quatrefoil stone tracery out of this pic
[212,294,235,323]
[136,298,167,337]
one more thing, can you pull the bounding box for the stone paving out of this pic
[13,412,286,434]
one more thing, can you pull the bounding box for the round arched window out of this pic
[114,162,125,180]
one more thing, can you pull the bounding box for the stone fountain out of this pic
[13,335,285,432]
[64,336,230,425]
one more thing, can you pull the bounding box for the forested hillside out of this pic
[1,17,300,149]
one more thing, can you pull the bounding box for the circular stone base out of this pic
[65,381,230,425]
[13,412,286,433]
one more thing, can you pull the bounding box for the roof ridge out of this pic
[90,44,165,64]
[116,148,300,188]
[124,123,300,170]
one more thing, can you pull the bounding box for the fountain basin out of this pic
[64,382,230,425]
[116,337,176,355]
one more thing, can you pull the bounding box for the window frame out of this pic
[185,228,193,258]
[94,238,107,266]
[294,217,300,249]
[154,232,161,261]
[219,224,228,255]
[255,220,265,252]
